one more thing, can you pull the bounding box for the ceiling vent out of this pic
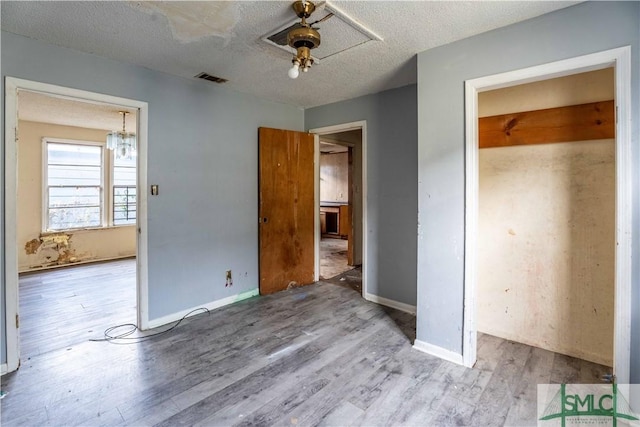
[267,22,303,47]
[195,72,228,84]
[262,1,382,62]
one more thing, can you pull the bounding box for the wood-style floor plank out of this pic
[1,260,612,427]
[17,259,137,359]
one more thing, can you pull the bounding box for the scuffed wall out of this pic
[320,152,348,203]
[477,70,615,366]
[478,141,614,365]
[18,120,136,271]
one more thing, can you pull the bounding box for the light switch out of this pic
[151,185,159,196]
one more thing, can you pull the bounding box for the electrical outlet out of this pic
[225,270,233,287]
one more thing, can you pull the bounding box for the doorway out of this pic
[463,47,632,384]
[319,139,352,280]
[18,91,139,359]
[4,78,149,374]
[310,121,366,295]
[476,68,615,376]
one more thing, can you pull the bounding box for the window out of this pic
[46,142,103,230]
[113,156,137,225]
[44,138,136,231]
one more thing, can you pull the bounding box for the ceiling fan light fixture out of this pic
[288,61,300,79]
[286,0,321,78]
[292,0,316,19]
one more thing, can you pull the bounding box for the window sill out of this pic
[41,225,136,236]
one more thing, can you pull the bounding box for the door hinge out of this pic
[616,106,618,124]
[15,127,19,143]
[15,314,19,329]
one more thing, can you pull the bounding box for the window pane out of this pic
[48,165,101,186]
[48,206,101,230]
[114,156,136,168]
[48,143,101,166]
[113,166,136,186]
[49,186,100,208]
[113,185,136,225]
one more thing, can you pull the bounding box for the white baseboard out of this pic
[364,293,416,314]
[413,339,464,366]
[146,288,259,330]
[1,363,8,376]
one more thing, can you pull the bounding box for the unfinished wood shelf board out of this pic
[479,100,614,149]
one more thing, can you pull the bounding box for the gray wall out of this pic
[416,1,640,382]
[1,31,304,364]
[305,84,418,307]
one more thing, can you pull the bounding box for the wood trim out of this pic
[4,78,20,373]
[612,47,632,385]
[339,205,350,239]
[479,100,614,149]
[463,78,479,369]
[347,148,354,266]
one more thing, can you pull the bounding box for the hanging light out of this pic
[287,0,321,79]
[106,111,136,159]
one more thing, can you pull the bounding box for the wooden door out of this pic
[259,127,315,295]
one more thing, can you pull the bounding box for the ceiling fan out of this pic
[286,0,333,79]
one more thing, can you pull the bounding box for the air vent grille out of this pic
[195,72,228,84]
[267,23,302,46]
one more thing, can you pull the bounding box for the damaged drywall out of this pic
[24,232,83,268]
[24,238,41,255]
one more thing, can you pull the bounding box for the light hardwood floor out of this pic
[2,259,610,426]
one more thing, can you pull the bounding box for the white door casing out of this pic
[463,47,632,383]
[3,77,150,374]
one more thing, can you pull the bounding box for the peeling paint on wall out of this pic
[23,233,88,269]
[24,238,41,255]
[131,1,239,43]
[40,232,72,248]
[55,248,79,265]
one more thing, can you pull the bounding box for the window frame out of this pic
[42,137,136,232]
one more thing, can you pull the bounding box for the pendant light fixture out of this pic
[106,111,136,159]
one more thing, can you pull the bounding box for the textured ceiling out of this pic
[19,91,137,131]
[1,1,580,108]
